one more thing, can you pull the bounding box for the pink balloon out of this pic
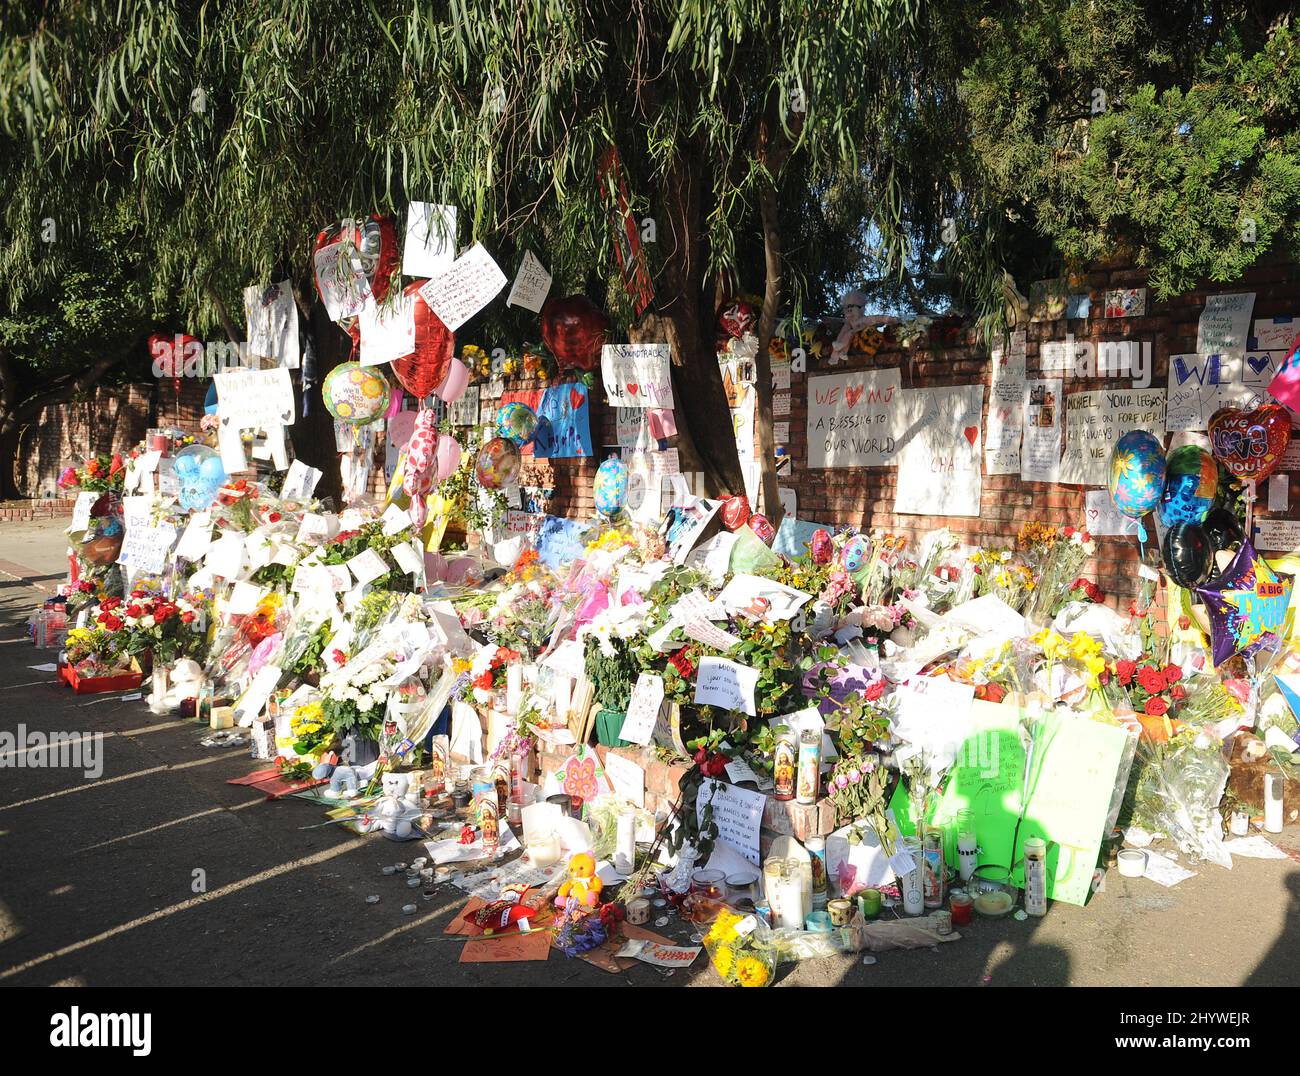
[385,388,405,419]
[435,434,461,481]
[423,552,448,581]
[435,357,470,404]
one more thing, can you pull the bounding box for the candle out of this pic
[858,888,882,919]
[950,891,974,927]
[775,873,805,930]
[526,831,562,868]
[973,890,1014,917]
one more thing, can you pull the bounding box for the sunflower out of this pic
[735,955,771,988]
[711,945,735,980]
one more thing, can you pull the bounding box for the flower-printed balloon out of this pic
[323,362,390,424]
[474,436,521,490]
[810,528,834,564]
[173,445,227,511]
[1108,430,1166,518]
[496,401,538,446]
[593,456,629,516]
[1195,539,1293,666]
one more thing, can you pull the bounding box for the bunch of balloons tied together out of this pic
[1107,403,1296,667]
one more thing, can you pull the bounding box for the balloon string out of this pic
[1245,480,1256,541]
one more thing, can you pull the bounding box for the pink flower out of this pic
[835,773,849,789]
[848,768,861,783]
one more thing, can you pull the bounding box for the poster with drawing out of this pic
[986,332,1026,475]
[1165,351,1283,431]
[601,343,674,409]
[533,382,593,459]
[893,385,984,517]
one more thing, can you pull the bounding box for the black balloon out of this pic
[1162,523,1213,588]
[1202,506,1244,552]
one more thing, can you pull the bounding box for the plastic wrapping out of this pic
[1126,739,1232,869]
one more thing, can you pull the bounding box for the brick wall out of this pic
[460,257,1300,608]
[19,383,156,497]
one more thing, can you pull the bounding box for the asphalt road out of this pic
[1,517,1297,987]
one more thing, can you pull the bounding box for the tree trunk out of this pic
[636,148,744,500]
[291,296,348,506]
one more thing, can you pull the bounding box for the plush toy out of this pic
[364,772,422,839]
[147,658,205,714]
[324,760,380,799]
[555,852,603,910]
[463,885,540,935]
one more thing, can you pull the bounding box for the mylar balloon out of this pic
[390,283,453,399]
[810,528,834,565]
[540,296,608,371]
[475,437,521,491]
[717,297,757,340]
[174,445,227,512]
[748,513,776,545]
[323,362,391,424]
[593,456,630,516]
[1208,404,1291,483]
[842,535,870,573]
[1108,430,1167,518]
[720,494,752,531]
[1161,523,1212,588]
[1195,539,1293,666]
[1202,506,1244,552]
[402,410,440,529]
[1158,445,1218,527]
[1264,332,1300,416]
[496,402,538,446]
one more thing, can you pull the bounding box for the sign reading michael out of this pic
[806,369,903,468]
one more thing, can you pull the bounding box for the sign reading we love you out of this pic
[806,369,903,468]
[601,343,674,409]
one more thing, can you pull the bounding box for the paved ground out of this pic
[1,516,1297,987]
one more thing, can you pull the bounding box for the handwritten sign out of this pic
[1020,378,1063,483]
[1252,316,1299,352]
[243,280,299,368]
[1084,489,1133,537]
[986,332,1026,475]
[1198,292,1255,356]
[806,369,903,468]
[619,673,665,746]
[893,385,983,517]
[359,292,417,367]
[215,367,295,431]
[694,657,759,717]
[1166,351,1281,431]
[535,515,592,569]
[601,343,674,409]
[697,779,766,865]
[604,752,645,808]
[117,497,177,576]
[417,242,506,332]
[1255,518,1300,552]
[1060,388,1165,486]
[505,250,552,313]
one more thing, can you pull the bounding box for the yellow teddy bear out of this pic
[555,852,603,910]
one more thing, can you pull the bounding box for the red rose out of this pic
[125,604,143,619]
[181,611,196,623]
[702,754,729,778]
[1162,664,1182,686]
[1063,526,1075,538]
[1115,660,1136,687]
[864,679,885,702]
[100,597,121,611]
[1171,684,1186,700]
[984,682,1007,703]
[268,512,282,523]
[473,671,494,691]
[154,604,175,623]
[1136,666,1166,694]
[1144,697,1169,717]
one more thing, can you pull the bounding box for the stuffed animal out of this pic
[148,658,205,714]
[324,760,380,799]
[365,772,421,839]
[555,852,603,910]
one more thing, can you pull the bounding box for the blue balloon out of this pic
[174,446,227,511]
[593,457,629,517]
[1108,430,1166,518]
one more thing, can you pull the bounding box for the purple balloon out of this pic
[1194,540,1292,666]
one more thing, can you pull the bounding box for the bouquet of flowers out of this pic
[1022,524,1096,624]
[467,645,521,704]
[703,908,777,988]
[114,589,208,665]
[58,453,126,494]
[826,753,894,849]
[64,625,129,675]
[319,656,396,743]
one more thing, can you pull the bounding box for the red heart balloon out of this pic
[748,513,775,545]
[720,494,752,531]
[541,295,608,371]
[391,282,454,398]
[1208,404,1292,483]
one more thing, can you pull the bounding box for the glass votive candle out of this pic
[858,887,882,919]
[950,890,974,928]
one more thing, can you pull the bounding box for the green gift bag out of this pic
[595,709,633,748]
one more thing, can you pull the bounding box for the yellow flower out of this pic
[1031,629,1067,661]
[735,955,771,988]
[711,945,735,979]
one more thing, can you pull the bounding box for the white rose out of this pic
[356,694,374,712]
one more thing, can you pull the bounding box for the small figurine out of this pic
[555,852,604,911]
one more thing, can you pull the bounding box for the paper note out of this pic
[696,779,766,864]
[603,752,645,808]
[683,617,742,652]
[1268,474,1290,511]
[1020,378,1063,482]
[243,280,300,368]
[1254,518,1300,552]
[280,459,322,503]
[380,503,414,536]
[1197,292,1255,356]
[1060,388,1166,486]
[417,242,506,332]
[505,249,552,313]
[601,343,674,409]
[1083,489,1133,537]
[1252,316,1299,352]
[67,491,98,534]
[986,333,1026,475]
[359,292,417,367]
[347,547,389,587]
[174,512,213,561]
[215,367,296,431]
[403,202,457,278]
[619,673,664,746]
[694,657,759,716]
[204,531,246,579]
